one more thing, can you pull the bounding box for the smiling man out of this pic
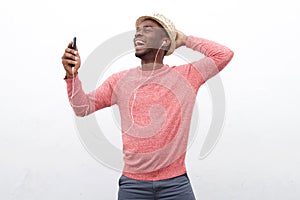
[62,14,234,199]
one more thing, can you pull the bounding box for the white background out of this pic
[1,0,300,199]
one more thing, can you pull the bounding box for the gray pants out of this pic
[118,173,196,200]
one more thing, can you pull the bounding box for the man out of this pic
[62,14,233,200]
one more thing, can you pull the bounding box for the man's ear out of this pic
[162,38,171,47]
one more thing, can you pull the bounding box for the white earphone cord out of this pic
[125,42,165,133]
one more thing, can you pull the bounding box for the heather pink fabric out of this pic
[65,36,234,181]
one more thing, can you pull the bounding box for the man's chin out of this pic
[135,47,155,58]
[135,49,147,58]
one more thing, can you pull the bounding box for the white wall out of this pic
[1,0,299,199]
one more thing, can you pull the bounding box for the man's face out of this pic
[134,19,168,58]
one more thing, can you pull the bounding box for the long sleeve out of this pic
[185,35,234,82]
[65,74,118,117]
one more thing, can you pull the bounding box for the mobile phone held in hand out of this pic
[72,37,76,50]
[71,37,76,67]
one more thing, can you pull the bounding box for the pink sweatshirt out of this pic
[65,36,234,181]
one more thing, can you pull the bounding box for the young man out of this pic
[62,14,233,200]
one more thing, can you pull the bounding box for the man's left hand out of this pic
[175,30,187,49]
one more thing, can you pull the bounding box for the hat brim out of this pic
[136,15,176,56]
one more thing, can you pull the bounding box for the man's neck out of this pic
[140,63,164,71]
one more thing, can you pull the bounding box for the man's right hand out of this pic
[61,41,81,79]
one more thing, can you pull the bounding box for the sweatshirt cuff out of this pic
[185,35,195,49]
[64,75,79,83]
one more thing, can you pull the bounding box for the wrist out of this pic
[65,71,78,79]
[182,35,188,46]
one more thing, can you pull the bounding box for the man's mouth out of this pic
[134,40,146,49]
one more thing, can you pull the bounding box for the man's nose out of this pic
[135,29,143,37]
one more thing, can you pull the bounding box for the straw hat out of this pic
[135,13,177,56]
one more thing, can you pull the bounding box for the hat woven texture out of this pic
[136,13,177,56]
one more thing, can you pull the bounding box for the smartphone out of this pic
[72,37,76,50]
[71,37,76,67]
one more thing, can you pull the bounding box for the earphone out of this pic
[124,41,166,133]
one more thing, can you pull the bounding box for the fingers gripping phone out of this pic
[71,37,76,67]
